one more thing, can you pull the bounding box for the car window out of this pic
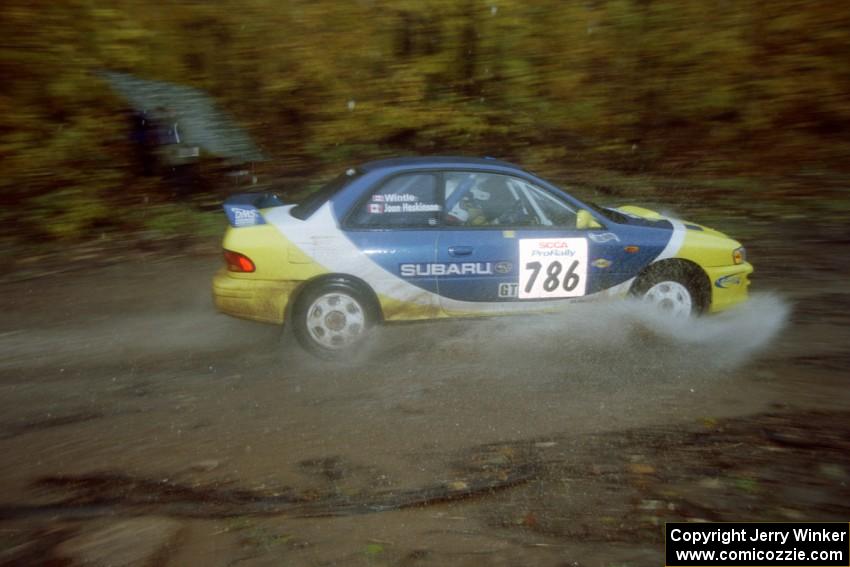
[512,178,577,227]
[291,168,362,220]
[444,172,575,228]
[348,173,441,228]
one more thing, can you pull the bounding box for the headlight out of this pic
[732,246,746,265]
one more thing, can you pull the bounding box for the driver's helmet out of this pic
[469,186,491,202]
[457,186,490,225]
[448,183,490,224]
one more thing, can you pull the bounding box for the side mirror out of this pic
[577,209,602,230]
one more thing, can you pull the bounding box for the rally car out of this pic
[213,157,752,358]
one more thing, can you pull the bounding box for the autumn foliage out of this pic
[2,1,848,244]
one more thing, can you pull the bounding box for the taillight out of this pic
[223,250,255,273]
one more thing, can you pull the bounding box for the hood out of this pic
[613,205,730,238]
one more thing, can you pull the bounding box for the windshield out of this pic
[584,200,631,224]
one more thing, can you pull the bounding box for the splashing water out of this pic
[354,293,790,385]
[628,292,791,369]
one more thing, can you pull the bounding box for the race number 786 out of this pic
[518,238,588,299]
[524,260,580,293]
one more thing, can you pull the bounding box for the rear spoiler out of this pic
[223,192,285,227]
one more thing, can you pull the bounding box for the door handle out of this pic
[448,246,474,257]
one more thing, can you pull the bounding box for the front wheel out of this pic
[292,281,376,359]
[631,265,709,317]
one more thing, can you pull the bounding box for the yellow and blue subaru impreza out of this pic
[213,157,752,357]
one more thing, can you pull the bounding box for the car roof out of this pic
[292,156,547,221]
[359,155,524,173]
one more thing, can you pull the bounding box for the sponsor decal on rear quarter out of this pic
[224,205,266,227]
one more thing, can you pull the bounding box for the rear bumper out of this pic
[705,262,753,313]
[212,268,298,324]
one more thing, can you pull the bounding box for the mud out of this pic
[0,216,848,566]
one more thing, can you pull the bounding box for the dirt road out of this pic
[0,218,848,566]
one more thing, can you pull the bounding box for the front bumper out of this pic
[212,268,298,324]
[705,262,753,313]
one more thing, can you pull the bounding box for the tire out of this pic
[631,263,709,317]
[292,279,376,359]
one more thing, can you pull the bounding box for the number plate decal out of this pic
[518,238,588,299]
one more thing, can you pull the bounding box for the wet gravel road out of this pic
[0,219,848,566]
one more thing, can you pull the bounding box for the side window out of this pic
[445,172,533,227]
[445,172,575,228]
[513,179,577,227]
[348,174,440,228]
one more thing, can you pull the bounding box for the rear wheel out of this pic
[631,263,709,317]
[292,280,376,359]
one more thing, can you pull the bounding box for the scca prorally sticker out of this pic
[518,238,588,299]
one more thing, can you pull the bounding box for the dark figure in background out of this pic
[129,110,157,176]
[129,108,200,198]
[155,108,200,199]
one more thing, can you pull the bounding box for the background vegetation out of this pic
[2,0,848,255]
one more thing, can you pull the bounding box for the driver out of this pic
[448,185,491,225]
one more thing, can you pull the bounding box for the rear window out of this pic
[290,168,362,220]
[347,173,440,228]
